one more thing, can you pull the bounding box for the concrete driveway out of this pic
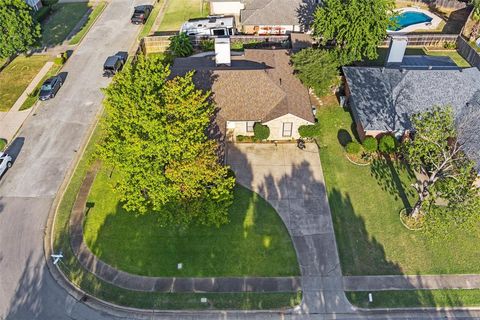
[0,1,151,319]
[227,143,353,314]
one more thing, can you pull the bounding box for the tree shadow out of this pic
[295,0,318,31]
[370,154,415,211]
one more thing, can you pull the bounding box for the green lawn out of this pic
[19,61,63,111]
[360,47,470,67]
[0,55,51,112]
[52,124,301,309]
[318,104,480,275]
[347,290,480,308]
[41,3,90,47]
[157,0,207,32]
[69,2,107,45]
[84,169,299,277]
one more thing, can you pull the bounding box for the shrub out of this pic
[41,0,58,6]
[443,41,456,49]
[236,135,248,142]
[362,136,378,153]
[345,141,361,154]
[200,39,214,51]
[168,32,193,57]
[0,139,6,151]
[253,123,270,140]
[379,135,397,153]
[298,123,321,138]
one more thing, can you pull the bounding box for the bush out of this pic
[41,0,58,6]
[200,39,214,51]
[253,123,270,140]
[236,135,249,142]
[362,136,378,153]
[379,135,397,153]
[298,123,321,138]
[34,6,52,22]
[443,41,456,49]
[168,32,193,57]
[345,141,361,154]
[0,139,6,151]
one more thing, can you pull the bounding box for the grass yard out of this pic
[41,3,90,47]
[52,124,301,309]
[0,55,51,112]
[317,104,480,275]
[157,0,208,32]
[360,47,470,67]
[69,2,107,45]
[83,169,300,277]
[347,290,480,308]
[19,61,63,111]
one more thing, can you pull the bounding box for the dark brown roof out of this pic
[171,49,314,133]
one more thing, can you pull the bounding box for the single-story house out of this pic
[25,0,42,11]
[343,64,480,173]
[209,0,317,34]
[171,47,315,141]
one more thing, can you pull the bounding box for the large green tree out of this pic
[99,55,235,227]
[312,0,394,64]
[291,48,339,97]
[0,0,41,58]
[401,107,479,231]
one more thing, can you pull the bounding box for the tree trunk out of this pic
[411,199,423,220]
[410,180,430,221]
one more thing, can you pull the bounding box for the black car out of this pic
[39,76,63,101]
[131,5,152,24]
[103,52,128,77]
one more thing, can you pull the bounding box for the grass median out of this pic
[69,2,107,45]
[347,290,480,308]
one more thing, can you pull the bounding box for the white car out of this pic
[0,152,12,177]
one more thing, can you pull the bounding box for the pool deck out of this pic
[387,7,443,34]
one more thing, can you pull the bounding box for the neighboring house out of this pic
[171,45,315,141]
[25,0,42,11]
[343,64,480,173]
[209,0,317,34]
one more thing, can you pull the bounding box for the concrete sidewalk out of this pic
[0,61,53,143]
[344,275,480,291]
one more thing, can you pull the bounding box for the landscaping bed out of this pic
[317,104,480,275]
[0,55,51,112]
[347,290,480,308]
[52,124,300,309]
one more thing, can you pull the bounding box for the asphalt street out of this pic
[1,0,480,319]
[0,1,148,318]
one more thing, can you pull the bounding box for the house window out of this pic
[246,121,255,132]
[282,122,293,137]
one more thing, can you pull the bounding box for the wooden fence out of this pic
[457,36,480,68]
[141,34,290,54]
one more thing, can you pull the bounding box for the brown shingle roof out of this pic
[171,49,314,134]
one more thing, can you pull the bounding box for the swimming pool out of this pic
[389,11,433,31]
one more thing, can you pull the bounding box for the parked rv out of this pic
[180,16,236,37]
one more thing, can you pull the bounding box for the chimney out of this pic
[386,36,408,66]
[215,37,231,66]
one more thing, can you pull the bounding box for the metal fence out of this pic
[457,36,480,68]
[381,33,459,47]
[403,0,467,9]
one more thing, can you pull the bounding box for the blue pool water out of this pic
[389,11,433,31]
